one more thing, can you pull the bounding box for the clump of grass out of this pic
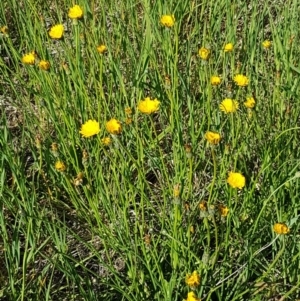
[0,0,300,300]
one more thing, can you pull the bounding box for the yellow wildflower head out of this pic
[101,137,112,146]
[125,107,132,115]
[262,40,272,49]
[55,160,66,172]
[173,184,180,198]
[68,5,83,19]
[74,172,84,186]
[218,204,229,217]
[198,47,210,60]
[227,172,246,189]
[210,76,221,86]
[125,117,133,125]
[138,97,160,114]
[224,43,234,52]
[160,15,175,27]
[22,51,36,65]
[205,131,221,145]
[49,24,64,39]
[51,142,58,152]
[79,120,100,138]
[185,271,200,288]
[219,99,239,113]
[244,97,255,109]
[273,223,290,235]
[0,25,8,35]
[38,60,50,71]
[184,291,201,301]
[199,201,207,211]
[233,74,249,87]
[97,44,107,54]
[106,118,122,134]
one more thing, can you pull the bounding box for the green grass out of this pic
[0,0,300,300]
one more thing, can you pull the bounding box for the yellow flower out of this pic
[138,97,160,114]
[74,172,84,186]
[185,271,200,288]
[125,118,133,125]
[68,5,83,19]
[210,76,221,86]
[97,44,107,54]
[244,97,255,108]
[125,107,132,115]
[262,40,272,49]
[184,291,201,301]
[218,204,229,217]
[49,24,64,39]
[233,74,249,87]
[199,201,207,211]
[101,137,112,146]
[198,47,210,60]
[219,99,239,113]
[273,223,290,235]
[160,15,175,27]
[106,118,122,134]
[227,172,246,189]
[22,51,36,65]
[38,60,50,71]
[0,25,8,35]
[173,184,180,198]
[55,160,66,172]
[79,120,100,138]
[224,43,234,52]
[205,131,221,145]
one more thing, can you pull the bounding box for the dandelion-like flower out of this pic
[184,291,201,301]
[185,271,200,288]
[38,60,50,71]
[199,201,207,211]
[160,15,175,27]
[273,223,290,235]
[205,131,221,145]
[125,118,133,125]
[210,76,221,86]
[79,120,100,138]
[173,184,180,198]
[234,74,249,87]
[97,44,107,54]
[227,172,246,189]
[244,97,255,108]
[0,25,8,35]
[49,24,64,39]
[74,172,84,186]
[22,51,36,65]
[224,43,234,52]
[219,98,239,113]
[55,160,66,172]
[106,118,122,134]
[138,97,160,114]
[125,107,132,115]
[218,204,229,217]
[101,137,112,146]
[198,47,210,60]
[68,4,83,19]
[262,40,272,49]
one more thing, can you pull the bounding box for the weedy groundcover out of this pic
[0,0,299,300]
